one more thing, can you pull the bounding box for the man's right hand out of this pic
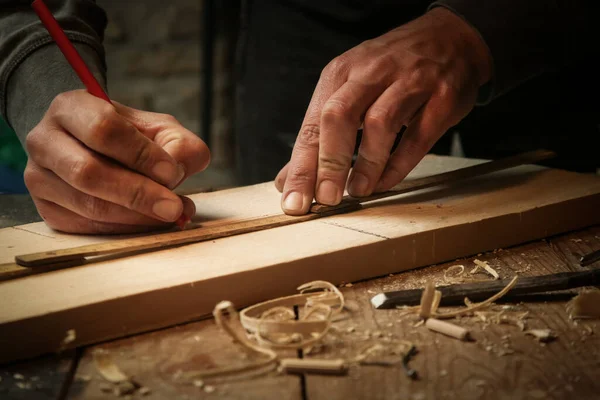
[24,90,210,234]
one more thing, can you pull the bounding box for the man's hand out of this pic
[275,7,492,214]
[24,90,210,233]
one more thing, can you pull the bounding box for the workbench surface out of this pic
[0,193,598,400]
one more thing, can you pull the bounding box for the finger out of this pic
[113,102,211,183]
[274,162,289,193]
[281,58,349,215]
[348,81,429,197]
[49,91,185,189]
[376,96,453,192]
[24,161,168,226]
[316,80,383,204]
[28,128,185,223]
[31,198,163,234]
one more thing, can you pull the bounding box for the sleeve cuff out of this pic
[5,39,107,146]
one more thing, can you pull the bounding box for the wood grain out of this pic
[303,227,600,400]
[67,318,301,400]
[1,156,599,365]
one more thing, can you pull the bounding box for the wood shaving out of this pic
[525,329,556,342]
[568,291,600,319]
[193,379,204,388]
[138,386,151,396]
[93,350,130,383]
[13,373,24,380]
[419,282,436,319]
[444,265,465,283]
[204,385,216,393]
[408,276,518,320]
[471,259,499,280]
[279,358,347,375]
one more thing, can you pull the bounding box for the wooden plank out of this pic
[304,229,600,399]
[0,353,75,400]
[13,150,554,269]
[1,156,599,365]
[67,318,301,400]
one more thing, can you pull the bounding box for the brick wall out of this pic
[99,0,238,180]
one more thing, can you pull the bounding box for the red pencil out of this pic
[31,0,190,229]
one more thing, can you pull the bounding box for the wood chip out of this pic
[138,386,151,396]
[425,318,470,341]
[472,259,499,280]
[204,385,215,393]
[525,329,556,342]
[93,350,130,383]
[62,329,76,346]
[569,291,600,319]
[193,379,204,388]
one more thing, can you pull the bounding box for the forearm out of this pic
[430,0,599,103]
[0,0,107,145]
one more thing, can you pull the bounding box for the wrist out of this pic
[426,7,493,86]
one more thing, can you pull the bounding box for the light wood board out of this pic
[1,155,599,364]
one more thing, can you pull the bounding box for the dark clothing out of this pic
[1,1,598,184]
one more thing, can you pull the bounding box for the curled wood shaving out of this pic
[431,290,442,315]
[240,281,343,350]
[430,276,519,319]
[188,300,278,379]
[419,282,436,319]
[471,259,499,280]
[444,265,465,283]
[93,350,130,383]
[568,291,600,319]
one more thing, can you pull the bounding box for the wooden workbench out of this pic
[0,194,598,399]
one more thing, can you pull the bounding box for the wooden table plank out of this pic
[67,318,301,400]
[0,353,75,400]
[303,227,600,400]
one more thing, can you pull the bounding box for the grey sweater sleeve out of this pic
[0,0,107,145]
[429,0,600,104]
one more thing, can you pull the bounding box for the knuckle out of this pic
[126,183,147,210]
[88,106,120,146]
[81,195,111,220]
[131,141,154,170]
[364,107,393,133]
[23,163,42,191]
[68,157,99,189]
[321,99,351,124]
[358,153,387,171]
[288,165,314,186]
[319,153,351,173]
[322,55,348,77]
[25,128,42,154]
[295,124,320,149]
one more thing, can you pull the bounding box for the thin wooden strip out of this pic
[15,213,322,268]
[310,149,556,213]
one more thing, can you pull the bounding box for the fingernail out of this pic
[348,172,369,197]
[152,161,180,187]
[173,163,186,188]
[152,198,182,221]
[282,191,305,213]
[317,180,341,205]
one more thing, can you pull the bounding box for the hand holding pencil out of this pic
[23,0,210,234]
